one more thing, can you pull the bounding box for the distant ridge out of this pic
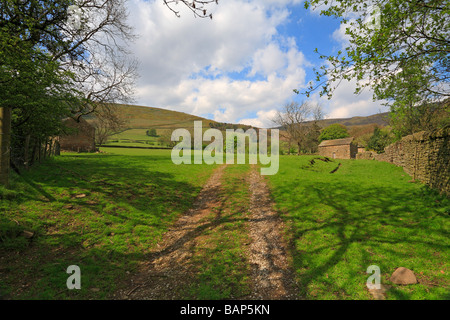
[86,103,254,131]
[87,103,390,130]
[315,112,390,128]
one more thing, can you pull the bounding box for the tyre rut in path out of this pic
[113,164,227,299]
[246,165,299,300]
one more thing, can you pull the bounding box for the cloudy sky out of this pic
[125,0,388,128]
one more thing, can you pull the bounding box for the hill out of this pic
[87,103,255,131]
[299,112,390,128]
[84,103,390,148]
[315,112,390,127]
[85,103,255,148]
[94,103,390,131]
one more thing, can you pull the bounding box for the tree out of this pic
[319,123,350,142]
[163,0,219,19]
[273,101,324,155]
[367,127,393,153]
[389,98,450,139]
[92,104,128,146]
[158,129,177,148]
[147,128,158,137]
[299,0,449,117]
[0,0,138,185]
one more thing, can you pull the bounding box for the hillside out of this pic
[89,103,254,131]
[317,112,390,127]
[89,103,389,131]
[300,112,390,128]
[84,103,390,148]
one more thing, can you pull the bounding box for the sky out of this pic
[125,0,388,128]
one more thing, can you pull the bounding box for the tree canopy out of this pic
[1,0,138,169]
[299,0,449,127]
[318,123,350,142]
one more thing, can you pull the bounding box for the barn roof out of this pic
[318,137,354,147]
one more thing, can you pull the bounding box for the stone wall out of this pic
[357,128,449,195]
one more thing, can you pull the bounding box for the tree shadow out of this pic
[0,153,219,299]
[273,178,449,299]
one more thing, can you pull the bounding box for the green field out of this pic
[267,156,450,299]
[0,149,448,300]
[0,148,217,299]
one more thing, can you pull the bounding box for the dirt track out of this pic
[113,164,299,300]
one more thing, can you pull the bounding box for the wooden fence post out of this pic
[0,107,12,187]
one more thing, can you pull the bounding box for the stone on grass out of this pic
[390,267,417,285]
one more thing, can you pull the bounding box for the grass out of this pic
[1,148,448,300]
[267,155,450,300]
[0,148,217,299]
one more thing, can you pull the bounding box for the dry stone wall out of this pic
[357,128,449,196]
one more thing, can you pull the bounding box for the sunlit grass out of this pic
[267,156,450,300]
[0,148,217,299]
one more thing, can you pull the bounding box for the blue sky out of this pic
[126,0,387,127]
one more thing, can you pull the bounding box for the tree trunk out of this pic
[0,107,11,187]
[24,134,31,169]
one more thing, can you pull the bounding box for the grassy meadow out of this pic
[267,156,450,299]
[0,148,217,299]
[0,148,448,300]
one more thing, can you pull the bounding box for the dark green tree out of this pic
[147,128,158,137]
[298,0,449,134]
[367,127,392,153]
[0,0,138,185]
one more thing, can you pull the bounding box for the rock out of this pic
[390,267,417,285]
[75,193,86,198]
[21,230,34,239]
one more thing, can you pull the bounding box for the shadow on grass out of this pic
[273,179,449,299]
[0,153,215,299]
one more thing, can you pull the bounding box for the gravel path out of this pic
[246,165,299,300]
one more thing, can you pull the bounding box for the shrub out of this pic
[367,127,393,153]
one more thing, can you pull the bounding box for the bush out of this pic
[367,127,393,153]
[146,128,158,137]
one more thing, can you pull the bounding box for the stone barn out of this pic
[318,137,358,159]
[59,117,96,152]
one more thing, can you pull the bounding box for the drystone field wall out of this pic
[357,128,449,196]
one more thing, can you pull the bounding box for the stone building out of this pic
[318,137,358,159]
[59,117,96,152]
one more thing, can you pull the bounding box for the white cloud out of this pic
[239,109,278,128]
[126,0,307,125]
[125,0,387,128]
